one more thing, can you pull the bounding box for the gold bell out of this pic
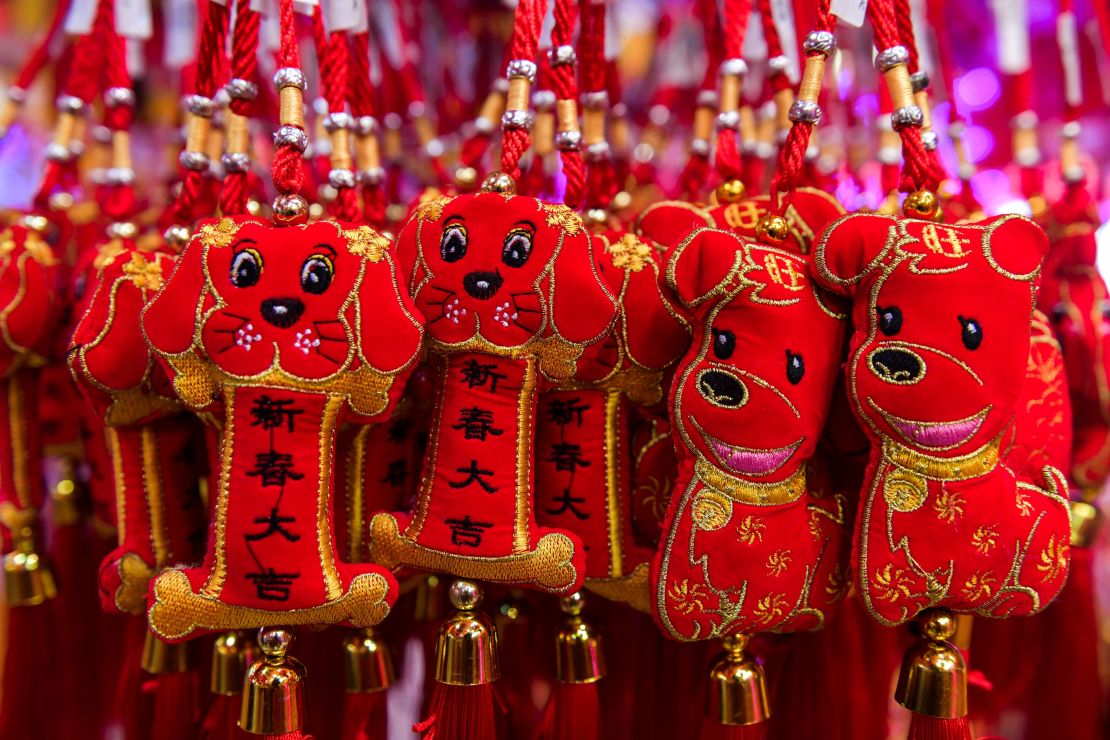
[755,214,790,247]
[240,628,308,735]
[211,631,256,695]
[481,171,516,195]
[895,608,968,719]
[343,627,396,693]
[50,458,82,527]
[3,529,56,607]
[434,579,500,686]
[1071,495,1102,548]
[141,631,189,675]
[705,634,770,726]
[903,189,941,220]
[715,179,747,204]
[554,592,604,684]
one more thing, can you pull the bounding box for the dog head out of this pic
[0,223,60,376]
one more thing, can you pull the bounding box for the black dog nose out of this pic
[870,348,925,384]
[463,271,503,300]
[697,369,747,408]
[260,297,305,328]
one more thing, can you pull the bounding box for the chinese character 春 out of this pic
[448,459,498,493]
[459,359,507,393]
[452,406,503,441]
[546,442,590,474]
[445,515,494,547]
[247,450,304,488]
[387,418,412,443]
[249,396,304,432]
[380,459,409,488]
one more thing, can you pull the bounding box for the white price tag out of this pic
[294,0,318,15]
[743,9,768,61]
[769,0,800,82]
[322,0,367,33]
[63,0,97,35]
[829,0,867,28]
[163,0,197,69]
[991,0,1029,73]
[64,0,152,38]
[369,0,404,69]
[1058,12,1082,107]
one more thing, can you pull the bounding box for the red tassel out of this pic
[152,670,200,740]
[109,618,151,739]
[341,690,388,740]
[906,714,971,740]
[262,732,313,740]
[199,694,242,740]
[698,718,769,740]
[0,603,57,739]
[535,681,601,740]
[414,683,498,740]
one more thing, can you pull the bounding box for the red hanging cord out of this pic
[757,0,791,94]
[713,0,753,186]
[316,22,360,223]
[676,0,721,201]
[550,0,585,207]
[578,0,619,209]
[9,0,72,98]
[219,0,261,217]
[499,0,548,181]
[99,0,138,225]
[348,32,387,228]
[270,0,308,213]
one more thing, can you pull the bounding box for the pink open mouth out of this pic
[872,402,989,449]
[696,422,802,476]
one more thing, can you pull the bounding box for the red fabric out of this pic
[813,213,1071,625]
[651,227,850,640]
[1008,311,1072,480]
[141,217,423,640]
[629,411,676,547]
[373,192,617,594]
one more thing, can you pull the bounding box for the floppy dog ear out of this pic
[982,214,1048,282]
[354,241,425,375]
[549,227,618,345]
[142,227,211,356]
[634,200,715,252]
[812,213,899,297]
[664,228,747,310]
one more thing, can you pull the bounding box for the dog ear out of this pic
[355,243,425,374]
[549,227,618,344]
[812,213,899,297]
[981,214,1048,281]
[634,200,715,251]
[664,228,747,310]
[143,228,210,357]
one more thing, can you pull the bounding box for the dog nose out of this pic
[697,369,748,408]
[463,271,503,300]
[260,297,305,328]
[869,347,925,384]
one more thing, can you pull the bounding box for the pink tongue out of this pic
[897,417,978,447]
[712,440,790,475]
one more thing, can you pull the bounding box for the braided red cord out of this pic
[100,0,138,223]
[757,0,791,93]
[551,0,585,207]
[578,0,619,208]
[321,30,360,222]
[220,0,261,217]
[892,0,919,72]
[348,32,386,227]
[272,0,305,199]
[714,0,753,183]
[12,0,72,92]
[676,0,719,201]
[499,0,547,181]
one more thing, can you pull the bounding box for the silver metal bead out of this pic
[580,91,610,110]
[473,116,496,135]
[273,125,309,152]
[106,221,138,239]
[768,55,790,74]
[555,130,582,151]
[105,167,135,185]
[716,110,741,130]
[104,87,135,108]
[45,142,73,163]
[323,111,352,133]
[789,99,822,124]
[947,121,966,139]
[179,150,210,171]
[1015,147,1041,167]
[1063,165,1085,184]
[1011,110,1038,129]
[92,125,112,144]
[719,58,748,77]
[802,30,836,55]
[878,146,901,165]
[1061,120,1081,139]
[611,102,627,118]
[357,167,385,186]
[690,138,710,157]
[532,90,556,111]
[214,88,231,108]
[425,138,445,158]
[222,152,251,173]
[890,105,924,130]
[875,45,910,72]
[648,104,671,127]
[354,116,378,136]
[55,95,85,115]
[273,67,307,91]
[185,94,215,118]
[501,109,534,129]
[329,168,357,189]
[695,90,718,108]
[493,78,510,94]
[68,139,85,156]
[226,78,259,101]
[584,141,611,162]
[506,59,538,82]
[921,130,938,151]
[910,70,930,93]
[163,224,191,248]
[6,86,26,104]
[272,193,309,223]
[549,45,576,67]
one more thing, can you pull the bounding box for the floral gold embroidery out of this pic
[737,515,766,544]
[415,195,449,222]
[1037,536,1067,582]
[765,549,792,577]
[753,593,790,625]
[667,579,708,616]
[970,524,998,554]
[636,475,669,524]
[883,468,927,512]
[198,218,238,248]
[1016,490,1033,517]
[826,563,850,602]
[933,490,965,523]
[875,564,914,603]
[961,571,996,601]
[122,253,164,292]
[94,239,128,269]
[606,233,653,272]
[692,490,732,531]
[344,226,389,263]
[541,202,583,235]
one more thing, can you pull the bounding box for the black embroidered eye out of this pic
[712,328,736,360]
[1050,303,1067,323]
[877,305,902,336]
[502,228,533,268]
[230,248,262,288]
[959,316,983,350]
[440,223,468,263]
[786,350,804,384]
[300,254,333,295]
[1100,300,1110,321]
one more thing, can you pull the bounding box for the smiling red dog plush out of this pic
[813,213,1071,625]
[652,227,850,640]
[141,217,423,640]
[371,190,616,594]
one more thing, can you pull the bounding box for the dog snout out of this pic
[869,347,925,385]
[260,297,305,328]
[463,271,503,300]
[697,369,748,408]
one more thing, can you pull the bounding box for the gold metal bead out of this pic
[481,171,516,195]
[584,208,609,228]
[240,628,307,735]
[705,634,770,726]
[211,631,256,696]
[895,608,967,719]
[342,628,395,693]
[50,461,81,527]
[455,166,478,189]
[1071,498,1102,548]
[903,189,940,220]
[715,179,747,204]
[272,193,309,226]
[554,592,605,684]
[434,580,500,686]
[755,214,790,246]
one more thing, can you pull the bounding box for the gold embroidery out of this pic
[94,239,128,269]
[666,579,708,616]
[603,390,624,576]
[765,549,792,577]
[317,396,345,601]
[694,458,807,507]
[961,570,996,601]
[198,217,239,248]
[139,427,171,566]
[1015,490,1034,517]
[691,490,732,531]
[1036,536,1067,582]
[883,468,927,513]
[882,436,1002,481]
[971,525,998,555]
[115,552,155,615]
[540,202,584,235]
[736,515,766,544]
[825,563,850,602]
[605,233,653,272]
[752,593,790,624]
[122,252,164,292]
[343,226,388,262]
[874,564,914,603]
[933,490,965,523]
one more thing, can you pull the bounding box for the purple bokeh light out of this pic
[955,67,1002,113]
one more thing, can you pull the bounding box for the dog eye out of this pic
[711,328,735,360]
[502,229,533,268]
[1049,303,1067,323]
[786,350,804,384]
[877,305,902,336]
[230,248,262,288]
[1100,300,1110,321]
[959,315,982,350]
[301,254,333,295]
[440,224,468,263]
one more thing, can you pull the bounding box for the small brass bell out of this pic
[239,627,308,735]
[211,631,256,695]
[434,579,500,686]
[705,634,770,726]
[554,592,605,684]
[895,608,968,719]
[2,507,56,607]
[343,627,396,694]
[1071,494,1102,548]
[141,631,189,675]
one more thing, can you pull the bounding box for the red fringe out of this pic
[263,732,313,739]
[199,694,243,740]
[0,603,58,739]
[415,683,499,740]
[906,714,971,740]
[110,618,150,740]
[151,670,200,740]
[534,681,601,740]
[698,718,769,740]
[340,690,388,740]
